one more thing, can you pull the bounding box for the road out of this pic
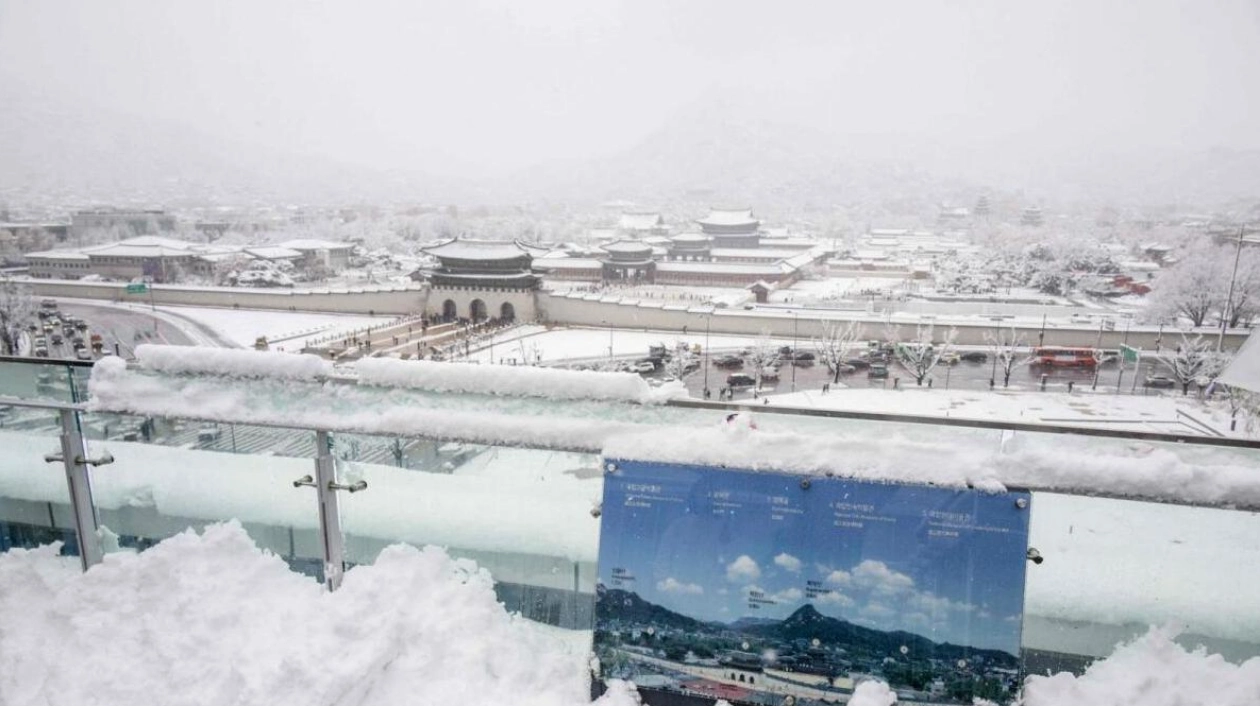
[53,302,202,359]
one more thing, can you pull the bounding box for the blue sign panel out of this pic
[594,460,1031,705]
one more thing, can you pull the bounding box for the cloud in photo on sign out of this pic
[852,560,915,595]
[815,589,855,609]
[774,553,803,574]
[656,577,703,595]
[726,555,761,583]
[825,569,852,587]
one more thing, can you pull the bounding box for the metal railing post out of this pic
[313,431,346,590]
[54,409,104,570]
[293,431,367,591]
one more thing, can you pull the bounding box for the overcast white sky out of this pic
[2,0,1258,179]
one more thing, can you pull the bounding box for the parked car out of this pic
[868,363,890,379]
[633,361,656,374]
[34,346,49,358]
[1144,375,1176,389]
[75,347,93,361]
[939,352,960,365]
[51,333,63,345]
[726,373,757,388]
[959,351,988,363]
[829,362,857,376]
[845,357,871,370]
[714,354,744,368]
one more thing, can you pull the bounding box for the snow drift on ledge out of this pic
[133,344,334,380]
[3,525,1259,706]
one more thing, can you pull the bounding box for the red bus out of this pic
[1031,347,1098,368]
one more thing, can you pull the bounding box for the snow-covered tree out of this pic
[746,331,779,390]
[984,326,1026,387]
[814,320,863,384]
[1143,243,1256,327]
[0,277,34,356]
[1157,334,1226,395]
[664,341,696,380]
[891,324,956,386]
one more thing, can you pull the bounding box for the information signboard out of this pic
[125,283,148,294]
[594,460,1032,705]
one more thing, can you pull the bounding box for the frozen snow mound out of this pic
[1021,625,1260,705]
[356,357,684,403]
[133,344,334,380]
[0,521,593,705]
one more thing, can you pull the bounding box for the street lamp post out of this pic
[703,311,712,397]
[791,311,799,393]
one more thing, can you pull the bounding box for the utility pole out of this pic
[1219,225,1246,352]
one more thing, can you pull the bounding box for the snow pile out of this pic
[132,344,333,380]
[604,420,1260,508]
[848,679,897,705]
[356,358,683,403]
[1021,626,1260,705]
[0,522,596,704]
[604,422,1010,493]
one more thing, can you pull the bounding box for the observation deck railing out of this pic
[1,353,1258,678]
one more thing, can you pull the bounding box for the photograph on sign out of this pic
[594,460,1031,705]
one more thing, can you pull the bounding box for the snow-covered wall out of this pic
[28,278,425,315]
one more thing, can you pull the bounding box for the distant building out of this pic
[666,233,713,261]
[1020,207,1044,227]
[618,212,669,237]
[974,195,991,218]
[71,208,177,238]
[599,240,657,283]
[277,239,356,271]
[419,238,542,322]
[697,208,761,248]
[937,205,970,226]
[25,236,341,283]
[0,220,70,243]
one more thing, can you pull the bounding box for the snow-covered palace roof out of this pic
[421,238,536,261]
[598,240,654,255]
[697,208,758,227]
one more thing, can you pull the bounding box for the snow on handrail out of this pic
[133,344,334,380]
[355,357,684,404]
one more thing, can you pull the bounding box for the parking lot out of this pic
[662,347,1172,399]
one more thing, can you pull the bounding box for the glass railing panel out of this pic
[1022,491,1260,675]
[0,408,80,556]
[0,358,87,404]
[77,411,326,579]
[332,430,604,628]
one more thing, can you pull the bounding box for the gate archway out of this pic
[470,299,488,322]
[442,299,457,321]
[500,302,515,321]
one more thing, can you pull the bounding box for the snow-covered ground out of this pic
[765,385,1242,437]
[0,523,1256,705]
[157,305,392,348]
[64,298,394,349]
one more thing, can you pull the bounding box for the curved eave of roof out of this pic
[421,238,534,261]
[599,240,654,255]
